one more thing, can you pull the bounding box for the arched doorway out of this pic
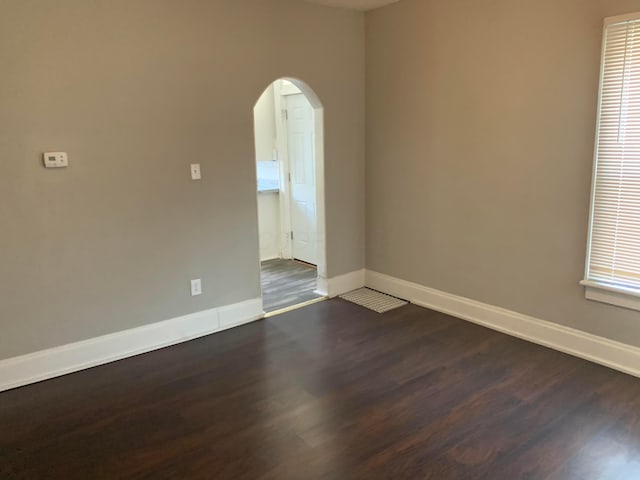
[254,78,327,314]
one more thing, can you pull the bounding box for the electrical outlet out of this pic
[191,279,202,296]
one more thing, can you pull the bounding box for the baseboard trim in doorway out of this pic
[264,296,327,318]
[260,257,280,263]
[365,270,640,379]
[0,297,264,393]
[316,269,366,298]
[292,258,317,269]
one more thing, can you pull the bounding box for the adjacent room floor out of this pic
[261,258,321,312]
[2,300,640,479]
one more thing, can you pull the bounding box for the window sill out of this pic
[580,280,640,312]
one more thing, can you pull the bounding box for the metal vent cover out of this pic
[340,288,408,313]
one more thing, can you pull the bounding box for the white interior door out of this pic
[286,94,317,265]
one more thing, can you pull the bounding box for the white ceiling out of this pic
[303,0,400,12]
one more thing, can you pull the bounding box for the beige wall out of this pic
[254,85,276,163]
[257,193,281,261]
[366,0,640,347]
[0,0,365,359]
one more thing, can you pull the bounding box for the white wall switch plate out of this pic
[190,163,201,180]
[43,152,69,168]
[191,279,202,296]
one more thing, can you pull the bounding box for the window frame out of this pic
[582,11,640,311]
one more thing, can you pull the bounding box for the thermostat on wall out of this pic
[43,152,69,168]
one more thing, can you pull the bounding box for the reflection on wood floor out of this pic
[3,300,640,479]
[261,259,321,312]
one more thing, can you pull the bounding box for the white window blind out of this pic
[584,13,640,300]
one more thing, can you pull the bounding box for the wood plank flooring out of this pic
[261,259,321,312]
[1,300,640,479]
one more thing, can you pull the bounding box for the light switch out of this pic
[43,152,69,168]
[190,164,201,180]
[191,279,202,296]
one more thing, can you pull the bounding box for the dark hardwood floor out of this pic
[261,259,321,312]
[2,300,640,479]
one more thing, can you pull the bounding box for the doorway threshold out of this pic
[264,296,328,318]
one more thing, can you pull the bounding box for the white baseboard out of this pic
[366,270,640,378]
[322,269,365,297]
[0,297,264,393]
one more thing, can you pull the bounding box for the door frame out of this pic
[271,78,327,294]
[273,80,293,261]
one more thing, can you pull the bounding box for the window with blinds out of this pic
[583,13,640,307]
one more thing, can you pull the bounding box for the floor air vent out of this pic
[340,288,408,313]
